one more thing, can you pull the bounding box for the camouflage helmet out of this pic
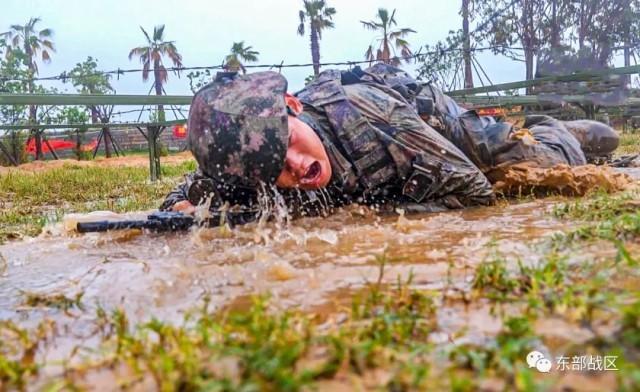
[188,71,289,186]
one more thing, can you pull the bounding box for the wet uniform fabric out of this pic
[161,68,495,217]
[362,64,589,181]
[417,83,587,181]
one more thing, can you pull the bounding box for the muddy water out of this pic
[0,198,576,332]
[3,164,640,350]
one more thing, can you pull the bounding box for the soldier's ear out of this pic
[285,93,303,115]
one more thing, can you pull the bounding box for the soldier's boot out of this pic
[562,120,620,163]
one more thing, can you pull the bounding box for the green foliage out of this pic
[186,69,213,94]
[21,291,84,312]
[0,319,55,391]
[0,17,55,75]
[0,130,28,166]
[0,47,30,124]
[418,30,466,87]
[298,0,336,75]
[224,41,259,74]
[361,8,415,66]
[553,191,640,261]
[67,56,113,95]
[0,160,196,243]
[128,25,182,85]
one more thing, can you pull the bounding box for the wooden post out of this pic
[147,125,161,181]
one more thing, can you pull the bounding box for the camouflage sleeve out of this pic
[375,86,496,207]
[159,170,206,211]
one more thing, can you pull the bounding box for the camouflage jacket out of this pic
[362,64,588,181]
[161,69,495,217]
[417,83,587,181]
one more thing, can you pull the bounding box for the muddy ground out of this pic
[1,154,639,391]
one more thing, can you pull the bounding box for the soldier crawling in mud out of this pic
[160,66,621,222]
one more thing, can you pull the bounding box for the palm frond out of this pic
[38,28,53,38]
[28,17,42,28]
[323,7,336,17]
[377,8,389,25]
[151,50,162,63]
[394,38,411,49]
[140,26,152,44]
[41,50,51,63]
[154,25,166,42]
[128,46,149,60]
[41,39,55,52]
[360,20,381,31]
[364,45,374,61]
[388,9,397,27]
[157,65,168,84]
[141,60,151,82]
[163,42,183,66]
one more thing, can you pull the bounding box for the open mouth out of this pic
[301,161,321,184]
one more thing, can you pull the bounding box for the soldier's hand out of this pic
[171,200,196,215]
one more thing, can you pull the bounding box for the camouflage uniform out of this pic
[161,69,495,217]
[364,64,619,180]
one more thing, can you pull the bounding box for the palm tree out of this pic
[224,41,259,74]
[1,17,55,74]
[361,8,415,66]
[1,17,55,160]
[128,25,183,122]
[297,0,336,76]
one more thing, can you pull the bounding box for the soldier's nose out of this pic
[285,151,306,179]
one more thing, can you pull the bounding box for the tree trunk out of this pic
[623,13,631,88]
[27,71,42,160]
[462,0,474,88]
[525,49,535,94]
[75,130,82,160]
[551,0,557,42]
[25,43,43,161]
[90,106,99,124]
[310,26,320,76]
[30,105,42,160]
[153,59,165,123]
[10,131,20,164]
[578,0,588,51]
[102,120,112,159]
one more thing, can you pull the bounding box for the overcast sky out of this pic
[2,0,543,120]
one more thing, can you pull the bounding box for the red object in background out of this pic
[26,138,98,155]
[476,107,506,117]
[173,124,188,139]
[26,138,74,154]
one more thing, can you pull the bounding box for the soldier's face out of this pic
[276,115,332,190]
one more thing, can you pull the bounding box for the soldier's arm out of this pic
[159,170,205,212]
[385,91,496,207]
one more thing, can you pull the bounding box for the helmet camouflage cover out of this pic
[188,71,289,186]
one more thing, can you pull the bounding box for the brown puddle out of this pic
[0,198,574,327]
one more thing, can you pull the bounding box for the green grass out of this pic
[1,246,637,391]
[617,132,640,156]
[0,160,196,243]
